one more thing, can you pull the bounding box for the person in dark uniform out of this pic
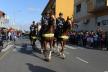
[63,16,71,31]
[39,12,50,37]
[47,14,56,32]
[29,21,37,50]
[55,12,65,38]
[29,21,36,40]
[30,21,36,31]
[39,12,50,53]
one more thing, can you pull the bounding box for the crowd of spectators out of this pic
[69,30,108,51]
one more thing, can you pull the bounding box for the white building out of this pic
[74,0,108,31]
[0,11,10,28]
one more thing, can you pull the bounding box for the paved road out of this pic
[0,37,108,72]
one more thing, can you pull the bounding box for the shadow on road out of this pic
[16,43,64,61]
[21,43,41,54]
[26,63,56,72]
[18,43,44,61]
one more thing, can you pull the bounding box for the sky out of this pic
[0,0,48,31]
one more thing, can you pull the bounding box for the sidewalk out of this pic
[3,41,13,49]
[0,41,14,58]
[0,41,14,52]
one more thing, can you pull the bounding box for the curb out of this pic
[3,41,13,48]
[1,41,14,52]
[1,45,14,52]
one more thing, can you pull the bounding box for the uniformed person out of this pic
[30,21,36,31]
[55,12,65,38]
[39,12,50,37]
[63,16,72,31]
[29,21,37,50]
[56,13,65,29]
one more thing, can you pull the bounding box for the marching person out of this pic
[40,11,50,36]
[63,16,72,33]
[29,21,37,51]
[30,21,36,31]
[39,12,50,53]
[55,12,65,39]
[29,21,36,40]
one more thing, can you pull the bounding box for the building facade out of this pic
[0,10,10,28]
[42,0,74,20]
[0,11,6,27]
[41,0,55,16]
[0,11,5,18]
[74,0,108,31]
[56,0,74,20]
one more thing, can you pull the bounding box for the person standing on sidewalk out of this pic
[93,32,98,48]
[11,30,17,42]
[90,32,94,48]
[8,31,12,41]
[0,32,3,51]
[105,32,108,51]
[82,32,87,47]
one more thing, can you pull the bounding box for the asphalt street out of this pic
[0,37,108,72]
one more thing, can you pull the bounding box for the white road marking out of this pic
[55,45,77,50]
[76,57,89,63]
[64,51,70,54]
[104,71,108,72]
[77,46,84,49]
[65,45,77,50]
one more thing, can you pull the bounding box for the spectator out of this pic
[8,31,12,41]
[0,32,3,51]
[90,32,94,48]
[105,32,108,50]
[93,33,98,48]
[82,32,87,47]
[11,31,17,41]
[100,32,106,50]
[68,30,107,51]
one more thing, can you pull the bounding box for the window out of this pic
[102,20,108,25]
[97,22,100,26]
[96,0,106,7]
[76,4,81,13]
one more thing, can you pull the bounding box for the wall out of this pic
[56,0,74,20]
[97,15,108,31]
[74,0,97,31]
